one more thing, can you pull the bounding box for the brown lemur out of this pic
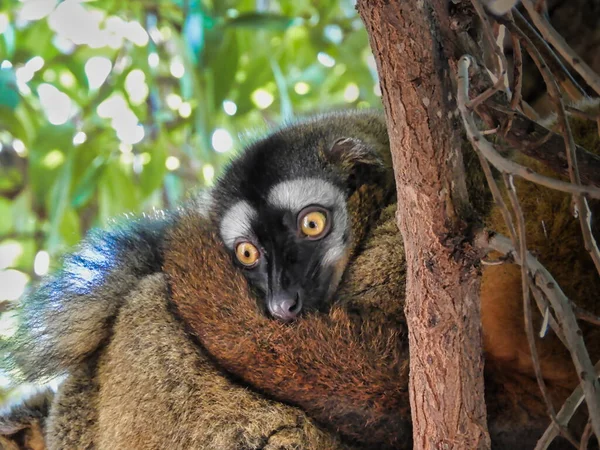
[1,110,410,450]
[2,106,599,449]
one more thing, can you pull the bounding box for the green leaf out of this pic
[13,102,37,147]
[234,55,273,116]
[0,106,27,143]
[11,239,37,273]
[0,68,20,110]
[225,13,298,31]
[0,198,13,236]
[11,190,36,235]
[59,206,81,246]
[210,29,238,110]
[71,155,108,209]
[139,135,167,196]
[46,148,74,252]
[270,57,292,120]
[20,20,58,62]
[97,164,140,225]
[1,20,15,59]
[29,124,76,205]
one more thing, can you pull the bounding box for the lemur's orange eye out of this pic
[298,207,330,239]
[235,242,260,267]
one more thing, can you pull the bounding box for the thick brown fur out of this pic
[5,275,346,450]
[165,205,576,450]
[165,203,412,450]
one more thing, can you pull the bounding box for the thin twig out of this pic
[482,103,600,188]
[504,173,558,421]
[504,11,586,101]
[573,304,600,326]
[521,130,553,150]
[566,106,600,122]
[580,420,594,450]
[495,23,510,93]
[521,0,600,96]
[535,361,600,450]
[481,127,499,135]
[478,229,600,443]
[534,0,547,14]
[515,7,600,283]
[471,0,506,82]
[457,56,600,199]
[467,76,507,110]
[530,283,567,346]
[508,12,524,112]
[477,142,518,243]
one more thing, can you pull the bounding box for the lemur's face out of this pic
[210,115,385,322]
[217,177,351,322]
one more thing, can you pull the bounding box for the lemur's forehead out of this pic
[219,178,348,250]
[267,178,345,212]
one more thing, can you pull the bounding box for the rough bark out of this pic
[356,1,491,449]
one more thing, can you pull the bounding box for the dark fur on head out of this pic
[210,110,392,219]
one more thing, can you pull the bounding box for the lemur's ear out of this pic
[323,137,386,190]
[326,137,384,171]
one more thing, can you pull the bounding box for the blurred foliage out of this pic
[0,0,379,403]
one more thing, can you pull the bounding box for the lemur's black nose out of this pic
[268,293,303,322]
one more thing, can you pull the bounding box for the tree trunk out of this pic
[356,1,491,449]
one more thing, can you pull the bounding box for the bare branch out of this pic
[572,304,600,327]
[482,103,600,188]
[478,230,600,440]
[535,361,600,450]
[504,173,558,421]
[471,0,507,83]
[521,0,600,96]
[508,10,586,102]
[513,6,600,282]
[566,106,600,122]
[580,420,593,450]
[530,284,567,346]
[508,13,524,112]
[457,56,600,199]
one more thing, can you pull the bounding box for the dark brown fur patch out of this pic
[164,209,413,450]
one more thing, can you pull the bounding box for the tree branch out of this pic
[457,56,600,200]
[477,230,600,442]
[481,103,600,188]
[521,0,600,96]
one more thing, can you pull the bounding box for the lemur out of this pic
[2,109,599,449]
